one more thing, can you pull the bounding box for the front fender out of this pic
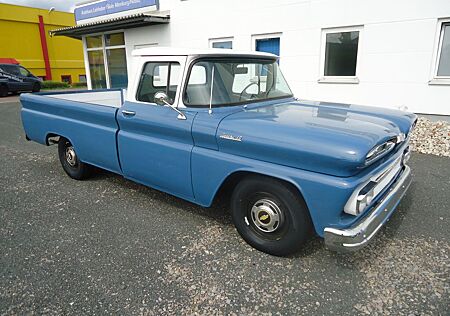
[191,145,407,237]
[191,147,356,236]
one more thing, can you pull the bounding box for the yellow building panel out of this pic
[0,20,44,68]
[0,3,84,83]
[45,24,85,69]
[0,3,76,26]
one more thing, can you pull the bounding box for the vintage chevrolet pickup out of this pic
[21,48,417,256]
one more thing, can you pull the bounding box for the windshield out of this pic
[183,58,293,107]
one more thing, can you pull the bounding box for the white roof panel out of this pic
[131,47,277,58]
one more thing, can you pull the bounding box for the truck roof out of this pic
[131,47,278,59]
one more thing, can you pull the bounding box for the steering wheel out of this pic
[239,82,259,101]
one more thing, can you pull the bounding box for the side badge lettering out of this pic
[219,134,243,142]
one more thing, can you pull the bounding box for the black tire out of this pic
[231,175,313,256]
[58,137,92,180]
[32,83,40,93]
[0,84,8,97]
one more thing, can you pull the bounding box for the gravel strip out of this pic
[410,117,450,157]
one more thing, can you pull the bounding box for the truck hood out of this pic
[216,100,417,177]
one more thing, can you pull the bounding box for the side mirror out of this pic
[154,91,170,106]
[154,91,186,120]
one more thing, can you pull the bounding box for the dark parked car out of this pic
[0,63,41,97]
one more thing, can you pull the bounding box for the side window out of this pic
[136,62,181,105]
[19,67,30,77]
[3,65,18,75]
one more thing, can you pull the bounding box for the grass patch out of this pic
[41,81,70,89]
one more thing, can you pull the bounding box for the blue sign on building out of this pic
[75,0,158,21]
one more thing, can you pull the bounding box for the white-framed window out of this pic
[84,31,127,89]
[318,26,363,84]
[430,18,450,85]
[209,37,233,49]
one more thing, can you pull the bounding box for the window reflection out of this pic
[88,50,107,89]
[437,24,450,76]
[107,48,128,88]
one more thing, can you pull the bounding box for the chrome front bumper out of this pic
[324,165,412,252]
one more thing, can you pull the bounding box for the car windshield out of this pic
[183,58,293,107]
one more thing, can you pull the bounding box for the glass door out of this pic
[106,48,127,88]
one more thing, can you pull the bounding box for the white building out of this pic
[52,0,450,115]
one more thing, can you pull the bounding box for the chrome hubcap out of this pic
[250,199,282,233]
[65,146,77,167]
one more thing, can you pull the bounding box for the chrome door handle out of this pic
[122,110,136,117]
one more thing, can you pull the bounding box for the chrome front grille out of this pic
[345,155,404,216]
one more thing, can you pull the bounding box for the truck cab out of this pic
[20,48,417,256]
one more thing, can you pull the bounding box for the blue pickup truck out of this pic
[21,48,417,256]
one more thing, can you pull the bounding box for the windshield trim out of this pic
[181,57,293,108]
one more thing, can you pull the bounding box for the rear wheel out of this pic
[58,137,92,180]
[231,175,313,256]
[0,84,8,97]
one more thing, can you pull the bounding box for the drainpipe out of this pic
[38,15,52,80]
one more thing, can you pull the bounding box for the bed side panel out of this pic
[20,93,121,174]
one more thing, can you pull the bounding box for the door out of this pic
[117,56,196,200]
[17,66,35,91]
[256,37,280,62]
[1,65,22,91]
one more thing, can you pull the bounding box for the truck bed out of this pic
[44,89,124,108]
[21,89,124,174]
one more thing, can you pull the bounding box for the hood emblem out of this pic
[220,134,243,142]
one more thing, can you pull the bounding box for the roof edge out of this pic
[132,47,278,58]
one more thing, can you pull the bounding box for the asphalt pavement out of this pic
[1,97,449,315]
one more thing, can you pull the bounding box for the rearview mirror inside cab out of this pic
[233,65,248,75]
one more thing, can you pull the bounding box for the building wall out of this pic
[121,0,450,115]
[0,3,85,83]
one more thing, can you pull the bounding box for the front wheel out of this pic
[231,175,313,256]
[58,137,92,180]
